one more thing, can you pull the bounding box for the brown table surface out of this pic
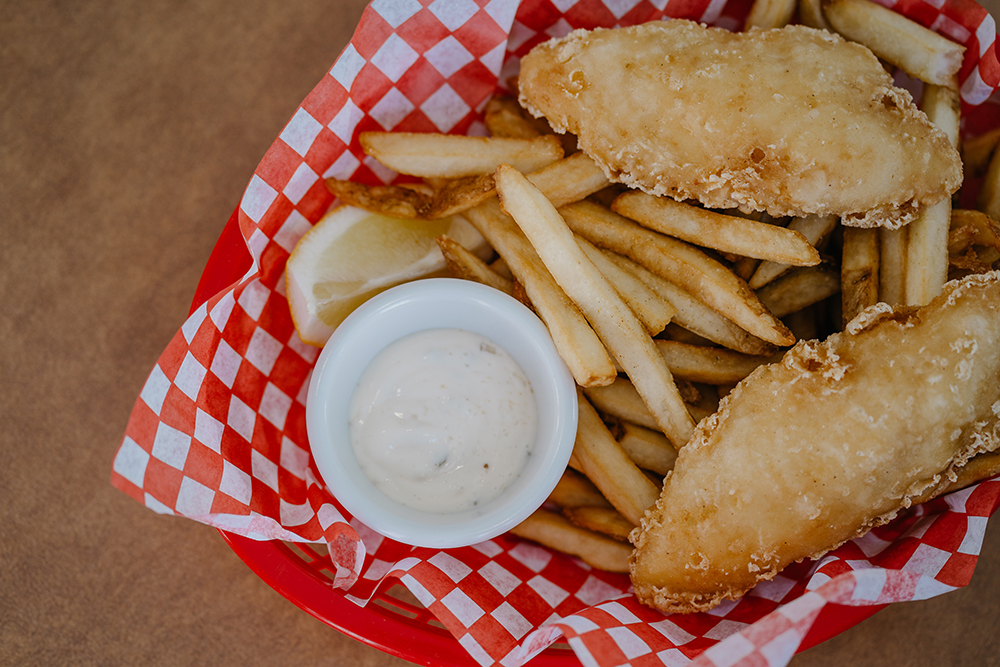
[3,1,999,665]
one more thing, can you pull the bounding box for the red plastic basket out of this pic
[191,208,886,667]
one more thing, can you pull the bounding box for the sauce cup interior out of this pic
[306,278,579,549]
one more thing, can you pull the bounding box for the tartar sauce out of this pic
[348,328,537,514]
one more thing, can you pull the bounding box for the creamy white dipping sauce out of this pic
[348,328,537,514]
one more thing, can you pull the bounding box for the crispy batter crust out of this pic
[518,22,962,229]
[629,272,1000,614]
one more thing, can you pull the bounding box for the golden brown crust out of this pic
[629,272,1000,613]
[518,22,962,229]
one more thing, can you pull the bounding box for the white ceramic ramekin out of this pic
[306,278,578,549]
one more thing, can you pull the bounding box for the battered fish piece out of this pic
[630,272,1000,614]
[518,21,963,229]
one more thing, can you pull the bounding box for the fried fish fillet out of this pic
[517,21,963,229]
[630,271,1000,614]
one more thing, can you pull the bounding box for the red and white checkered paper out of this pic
[114,0,1000,665]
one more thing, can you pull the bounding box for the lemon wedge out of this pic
[286,205,489,346]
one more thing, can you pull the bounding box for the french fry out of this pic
[526,152,611,209]
[577,237,676,335]
[613,192,820,266]
[822,0,965,88]
[756,263,841,318]
[782,304,822,341]
[962,127,1000,179]
[325,174,497,219]
[497,165,697,446]
[490,256,514,280]
[798,0,832,30]
[360,132,564,178]
[951,209,1000,253]
[547,468,613,509]
[484,96,543,139]
[949,248,997,278]
[841,226,881,325]
[905,84,960,306]
[662,323,715,347]
[424,174,499,218]
[879,226,909,306]
[905,199,951,306]
[324,179,431,218]
[617,421,678,476]
[583,379,659,431]
[605,252,776,356]
[569,393,662,525]
[731,255,761,282]
[748,214,838,289]
[653,339,776,385]
[510,509,632,572]
[948,223,978,257]
[563,506,634,542]
[560,200,795,347]
[436,235,513,295]
[745,0,797,29]
[978,141,1000,222]
[463,198,617,387]
[587,375,714,425]
[686,382,722,423]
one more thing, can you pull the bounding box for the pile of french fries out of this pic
[321,0,1000,573]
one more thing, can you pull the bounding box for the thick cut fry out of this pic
[654,340,776,385]
[563,506,634,541]
[547,468,613,509]
[463,199,616,387]
[526,152,611,209]
[745,0,796,29]
[879,226,908,306]
[748,214,838,289]
[756,264,841,318]
[560,201,795,346]
[613,192,820,266]
[617,422,678,476]
[822,0,965,88]
[905,85,960,306]
[577,238,676,335]
[497,165,696,445]
[841,226,881,325]
[605,253,776,356]
[436,235,513,294]
[510,509,632,572]
[484,96,543,139]
[570,393,662,525]
[360,132,563,178]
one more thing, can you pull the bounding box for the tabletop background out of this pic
[3,1,999,665]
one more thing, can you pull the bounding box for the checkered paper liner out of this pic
[113,0,1000,664]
